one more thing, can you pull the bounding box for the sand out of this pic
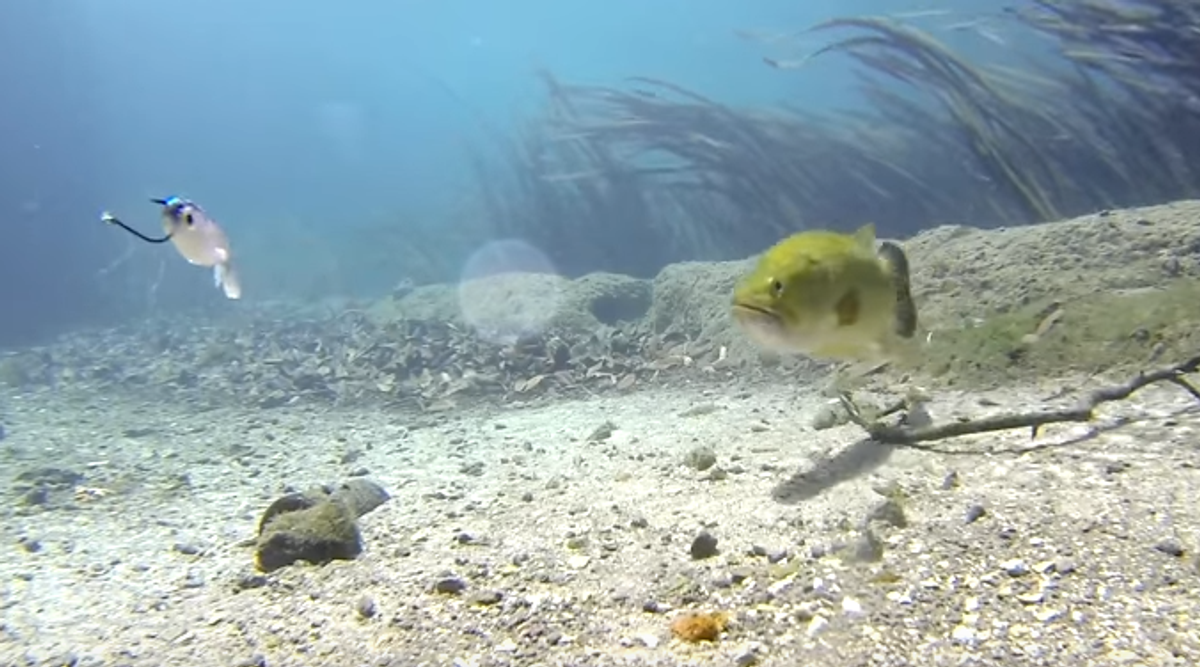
[2,368,1198,667]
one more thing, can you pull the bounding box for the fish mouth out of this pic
[732,303,799,353]
[732,302,785,336]
[732,302,780,322]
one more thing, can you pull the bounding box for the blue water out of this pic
[1,0,1026,345]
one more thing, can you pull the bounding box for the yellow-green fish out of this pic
[731,223,918,364]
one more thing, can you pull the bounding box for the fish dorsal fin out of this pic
[852,223,877,251]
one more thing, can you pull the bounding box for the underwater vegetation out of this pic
[460,0,1200,280]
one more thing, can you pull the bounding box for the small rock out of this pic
[233,571,268,591]
[866,498,907,528]
[951,625,978,645]
[1153,540,1185,558]
[567,554,591,569]
[902,402,933,428]
[182,567,205,588]
[1016,589,1044,604]
[636,634,660,648]
[941,470,960,489]
[841,596,864,616]
[355,595,377,618]
[459,461,485,477]
[1000,559,1028,576]
[810,404,849,430]
[1035,608,1064,623]
[850,528,885,562]
[965,503,987,524]
[806,615,829,637]
[683,446,717,471]
[433,576,467,595]
[690,531,719,559]
[587,421,617,442]
[734,647,760,667]
[469,590,503,606]
[703,467,729,482]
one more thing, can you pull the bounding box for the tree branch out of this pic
[840,355,1200,445]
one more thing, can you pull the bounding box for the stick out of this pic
[839,354,1200,445]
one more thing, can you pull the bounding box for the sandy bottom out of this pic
[1,374,1198,667]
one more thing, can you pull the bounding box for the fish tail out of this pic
[876,241,918,339]
[214,262,242,300]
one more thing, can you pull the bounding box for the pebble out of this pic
[469,590,503,606]
[690,531,719,559]
[734,646,761,667]
[805,615,829,637]
[636,634,659,648]
[965,503,987,523]
[683,446,717,471]
[182,568,205,588]
[1000,559,1028,576]
[567,555,591,569]
[1153,539,1184,558]
[1035,608,1064,623]
[434,576,467,595]
[355,596,377,618]
[841,596,864,616]
[951,625,979,645]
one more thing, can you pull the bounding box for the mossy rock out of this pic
[904,278,1200,388]
[255,498,362,572]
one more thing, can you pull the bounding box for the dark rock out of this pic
[690,531,719,559]
[433,576,468,595]
[469,590,503,606]
[234,571,268,591]
[1154,540,1185,558]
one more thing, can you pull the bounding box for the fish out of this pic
[731,223,919,365]
[101,196,242,299]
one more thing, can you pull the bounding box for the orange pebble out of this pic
[669,611,730,642]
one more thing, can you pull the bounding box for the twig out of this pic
[839,355,1200,445]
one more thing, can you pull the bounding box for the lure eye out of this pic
[184,212,195,225]
[770,279,784,297]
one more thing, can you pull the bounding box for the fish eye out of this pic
[770,279,784,296]
[184,213,195,225]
